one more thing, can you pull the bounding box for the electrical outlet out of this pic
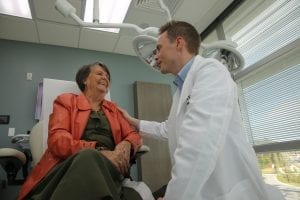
[8,127,15,137]
[26,72,33,80]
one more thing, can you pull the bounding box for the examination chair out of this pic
[2,78,153,199]
[0,147,27,188]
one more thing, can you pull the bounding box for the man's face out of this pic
[155,32,178,74]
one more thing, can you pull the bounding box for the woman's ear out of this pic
[83,78,87,85]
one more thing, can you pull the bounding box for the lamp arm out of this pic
[93,0,99,23]
[69,13,145,34]
[56,0,158,35]
[158,0,172,21]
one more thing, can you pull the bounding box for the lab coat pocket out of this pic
[215,179,259,200]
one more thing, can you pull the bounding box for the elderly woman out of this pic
[18,62,142,200]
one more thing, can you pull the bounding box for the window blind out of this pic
[239,64,300,146]
[232,0,300,68]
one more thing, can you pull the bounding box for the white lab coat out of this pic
[140,55,284,200]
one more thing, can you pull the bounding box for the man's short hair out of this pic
[159,20,200,54]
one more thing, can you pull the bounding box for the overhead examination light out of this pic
[55,0,244,75]
[132,35,159,71]
[132,37,245,73]
[202,40,245,74]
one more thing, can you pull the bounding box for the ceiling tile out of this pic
[113,35,136,56]
[124,4,168,31]
[79,28,119,53]
[32,0,83,25]
[194,0,233,33]
[173,0,233,33]
[0,0,234,56]
[0,15,38,43]
[36,20,80,48]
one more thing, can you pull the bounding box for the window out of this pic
[84,0,132,33]
[0,0,32,19]
[239,64,300,147]
[257,150,300,198]
[219,0,300,149]
[231,0,299,68]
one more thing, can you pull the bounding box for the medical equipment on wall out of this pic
[55,0,244,75]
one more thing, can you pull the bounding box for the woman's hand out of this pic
[115,141,131,174]
[100,141,131,174]
[118,107,140,128]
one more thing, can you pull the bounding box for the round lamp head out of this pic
[132,35,160,72]
[202,40,244,73]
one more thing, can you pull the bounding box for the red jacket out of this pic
[18,93,142,200]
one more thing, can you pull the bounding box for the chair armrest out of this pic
[137,145,150,153]
[133,145,150,162]
[11,134,30,144]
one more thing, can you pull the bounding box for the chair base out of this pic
[1,178,25,189]
[1,179,7,189]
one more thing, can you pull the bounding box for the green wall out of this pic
[0,39,173,148]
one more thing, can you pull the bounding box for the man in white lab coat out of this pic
[121,21,284,200]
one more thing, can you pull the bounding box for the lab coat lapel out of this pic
[176,56,202,116]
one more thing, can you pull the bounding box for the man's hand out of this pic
[118,107,140,128]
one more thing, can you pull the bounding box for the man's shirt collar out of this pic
[173,57,195,90]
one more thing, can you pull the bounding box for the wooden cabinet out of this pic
[134,81,172,192]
